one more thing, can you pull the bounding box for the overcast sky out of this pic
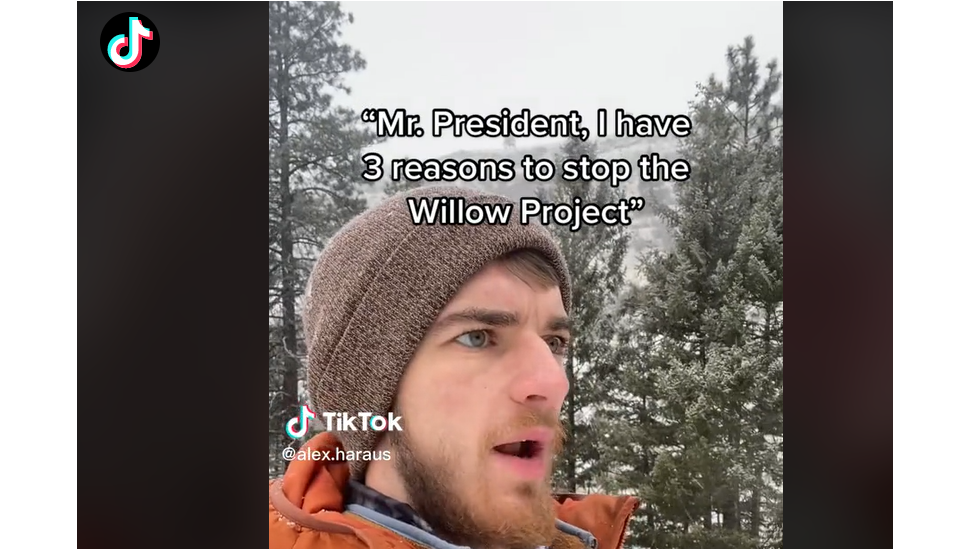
[336,2,783,160]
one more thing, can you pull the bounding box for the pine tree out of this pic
[268,1,379,477]
[543,137,631,493]
[609,36,783,548]
[728,159,782,547]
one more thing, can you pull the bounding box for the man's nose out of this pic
[508,334,570,409]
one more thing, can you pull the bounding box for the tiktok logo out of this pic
[108,17,153,68]
[99,13,161,72]
[286,405,317,439]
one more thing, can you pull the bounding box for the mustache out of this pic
[484,409,566,455]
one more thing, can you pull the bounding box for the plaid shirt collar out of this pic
[345,479,436,535]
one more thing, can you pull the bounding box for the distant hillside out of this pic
[365,135,684,276]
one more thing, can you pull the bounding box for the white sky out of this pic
[336,1,784,160]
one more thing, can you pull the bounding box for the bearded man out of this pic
[269,186,639,549]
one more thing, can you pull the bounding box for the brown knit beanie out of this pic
[302,185,572,480]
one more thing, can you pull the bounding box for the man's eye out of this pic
[547,336,569,355]
[455,330,490,348]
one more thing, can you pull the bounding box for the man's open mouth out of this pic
[492,440,544,459]
[491,428,553,460]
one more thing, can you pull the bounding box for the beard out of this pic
[390,408,565,549]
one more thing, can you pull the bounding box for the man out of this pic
[269,186,639,549]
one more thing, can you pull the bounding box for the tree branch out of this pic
[292,69,345,81]
[280,337,306,362]
[288,154,333,176]
[296,186,343,200]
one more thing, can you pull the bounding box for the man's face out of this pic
[389,260,571,548]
